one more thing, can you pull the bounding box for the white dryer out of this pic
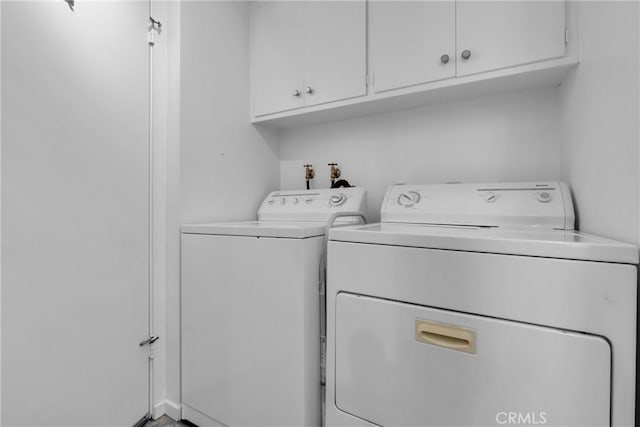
[181,188,366,427]
[326,182,638,427]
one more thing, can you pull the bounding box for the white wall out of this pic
[164,0,280,413]
[555,4,640,424]
[559,1,639,245]
[556,7,640,422]
[280,88,561,222]
[2,2,151,425]
[179,2,280,224]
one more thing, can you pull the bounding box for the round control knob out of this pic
[440,54,450,64]
[329,193,347,207]
[397,191,421,208]
[268,199,275,205]
[280,197,286,205]
[537,192,552,203]
[305,199,313,205]
[461,49,472,60]
[293,197,299,205]
[484,192,497,203]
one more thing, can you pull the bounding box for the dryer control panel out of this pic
[258,187,367,222]
[381,182,574,230]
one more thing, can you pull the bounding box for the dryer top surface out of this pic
[329,223,639,264]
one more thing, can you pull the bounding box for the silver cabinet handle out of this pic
[305,86,314,94]
[461,49,472,60]
[293,89,301,97]
[440,54,450,64]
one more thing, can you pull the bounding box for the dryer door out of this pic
[335,293,611,427]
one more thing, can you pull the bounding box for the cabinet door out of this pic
[251,2,304,116]
[457,1,565,77]
[370,1,455,93]
[303,0,366,106]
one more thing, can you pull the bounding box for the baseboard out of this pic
[182,404,227,427]
[153,399,182,421]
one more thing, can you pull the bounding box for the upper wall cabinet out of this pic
[370,1,566,93]
[251,1,367,117]
[370,1,456,93]
[252,1,576,127]
[456,1,566,77]
[251,2,304,116]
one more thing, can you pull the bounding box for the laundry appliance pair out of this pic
[181,182,637,427]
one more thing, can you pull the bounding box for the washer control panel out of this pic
[382,182,575,230]
[258,187,367,222]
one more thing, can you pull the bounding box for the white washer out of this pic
[180,187,366,427]
[326,182,638,427]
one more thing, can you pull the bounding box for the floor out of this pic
[146,415,190,427]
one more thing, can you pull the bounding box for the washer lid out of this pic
[329,223,639,264]
[181,221,326,239]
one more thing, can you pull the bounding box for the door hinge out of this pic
[139,336,159,347]
[565,28,569,45]
[150,17,162,34]
[149,17,162,46]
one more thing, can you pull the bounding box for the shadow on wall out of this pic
[254,123,281,161]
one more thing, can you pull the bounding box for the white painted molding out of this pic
[182,404,227,427]
[152,401,165,419]
[152,400,182,421]
[165,400,182,421]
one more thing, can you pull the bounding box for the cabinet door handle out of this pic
[461,49,472,60]
[305,86,314,94]
[440,54,450,64]
[293,89,301,97]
